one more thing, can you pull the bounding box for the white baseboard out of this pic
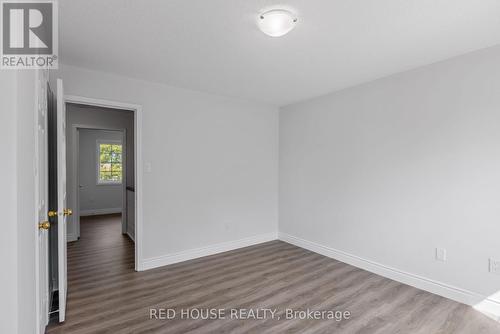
[126,231,135,243]
[80,207,122,217]
[136,229,500,321]
[140,232,278,271]
[278,232,494,308]
[474,298,500,322]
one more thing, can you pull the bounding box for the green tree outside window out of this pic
[98,143,122,183]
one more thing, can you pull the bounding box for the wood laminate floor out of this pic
[46,214,500,334]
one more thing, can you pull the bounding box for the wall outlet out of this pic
[435,248,447,262]
[489,258,500,275]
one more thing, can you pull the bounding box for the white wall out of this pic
[0,71,39,333]
[16,70,38,334]
[2,70,46,334]
[280,45,500,305]
[54,64,279,263]
[0,72,19,334]
[79,129,123,215]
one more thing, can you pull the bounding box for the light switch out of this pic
[436,248,447,262]
[489,258,500,275]
[145,162,152,173]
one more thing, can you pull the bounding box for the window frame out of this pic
[96,139,123,185]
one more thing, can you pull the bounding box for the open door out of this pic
[56,78,69,322]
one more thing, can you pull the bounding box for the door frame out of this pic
[64,95,143,271]
[71,126,127,240]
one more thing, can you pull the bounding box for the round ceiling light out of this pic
[257,9,297,37]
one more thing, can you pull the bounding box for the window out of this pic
[97,141,123,184]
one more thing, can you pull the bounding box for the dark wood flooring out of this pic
[46,214,500,333]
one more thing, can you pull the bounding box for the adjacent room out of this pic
[2,1,500,333]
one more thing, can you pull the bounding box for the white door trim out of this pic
[56,78,68,322]
[64,95,144,271]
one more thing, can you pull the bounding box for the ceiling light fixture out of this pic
[258,9,297,37]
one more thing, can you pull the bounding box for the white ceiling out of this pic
[60,0,500,106]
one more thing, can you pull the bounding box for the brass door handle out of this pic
[48,209,73,217]
[39,221,51,230]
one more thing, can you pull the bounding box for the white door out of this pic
[57,78,68,322]
[36,70,49,334]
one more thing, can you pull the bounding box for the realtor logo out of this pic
[1,0,58,69]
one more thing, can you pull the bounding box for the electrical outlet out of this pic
[489,258,500,275]
[435,248,447,262]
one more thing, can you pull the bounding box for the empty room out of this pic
[1,1,500,333]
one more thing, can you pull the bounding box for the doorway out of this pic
[46,93,143,327]
[63,96,143,271]
[73,127,129,241]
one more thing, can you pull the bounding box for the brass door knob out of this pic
[64,209,73,216]
[48,210,58,217]
[39,221,51,230]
